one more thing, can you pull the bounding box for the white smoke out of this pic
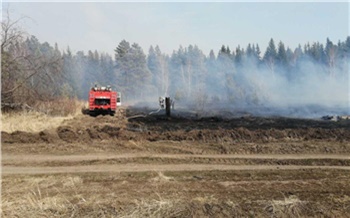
[162,56,349,119]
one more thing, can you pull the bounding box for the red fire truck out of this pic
[88,85,117,116]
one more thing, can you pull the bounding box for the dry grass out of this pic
[2,172,347,217]
[265,195,307,218]
[1,111,73,133]
[34,98,86,116]
[1,175,185,218]
[150,171,174,182]
[122,197,185,218]
[1,99,85,133]
[1,176,84,217]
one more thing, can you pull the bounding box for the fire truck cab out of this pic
[89,85,117,116]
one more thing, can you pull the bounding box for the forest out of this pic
[2,14,350,114]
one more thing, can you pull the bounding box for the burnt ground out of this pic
[2,106,350,217]
[3,107,350,146]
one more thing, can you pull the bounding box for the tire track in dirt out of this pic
[3,164,350,175]
[4,153,350,162]
[4,153,350,167]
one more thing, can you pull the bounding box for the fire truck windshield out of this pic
[94,98,110,105]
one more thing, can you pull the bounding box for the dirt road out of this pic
[3,153,350,174]
[4,153,350,162]
[3,152,350,174]
[4,163,350,175]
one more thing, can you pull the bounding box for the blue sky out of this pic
[2,2,349,56]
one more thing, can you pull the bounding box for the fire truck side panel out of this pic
[110,92,117,111]
[89,90,95,110]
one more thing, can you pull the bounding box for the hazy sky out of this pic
[3,1,349,56]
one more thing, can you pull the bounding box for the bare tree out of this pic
[1,9,28,107]
[1,10,63,111]
[1,9,27,53]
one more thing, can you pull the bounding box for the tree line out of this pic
[2,14,349,111]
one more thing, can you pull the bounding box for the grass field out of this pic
[2,106,350,217]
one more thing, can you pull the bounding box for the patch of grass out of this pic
[1,176,85,217]
[150,171,175,182]
[122,196,185,218]
[1,111,72,133]
[265,195,307,217]
[35,98,85,116]
[1,99,84,133]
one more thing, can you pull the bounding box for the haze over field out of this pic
[2,2,349,118]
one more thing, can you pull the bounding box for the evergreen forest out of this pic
[2,14,349,112]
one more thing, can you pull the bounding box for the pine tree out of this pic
[148,45,169,96]
[246,43,253,58]
[277,41,287,67]
[209,49,215,61]
[263,38,277,74]
[115,40,130,60]
[235,46,243,66]
[147,46,158,87]
[100,53,115,88]
[325,38,336,76]
[345,36,350,58]
[115,41,151,100]
[114,40,132,96]
[74,51,87,98]
[62,46,77,97]
[254,44,261,62]
[263,38,277,61]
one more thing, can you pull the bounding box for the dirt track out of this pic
[2,107,350,217]
[4,153,350,162]
[4,164,350,175]
[4,152,350,174]
[3,153,350,172]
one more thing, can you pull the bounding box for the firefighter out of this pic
[159,97,165,109]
